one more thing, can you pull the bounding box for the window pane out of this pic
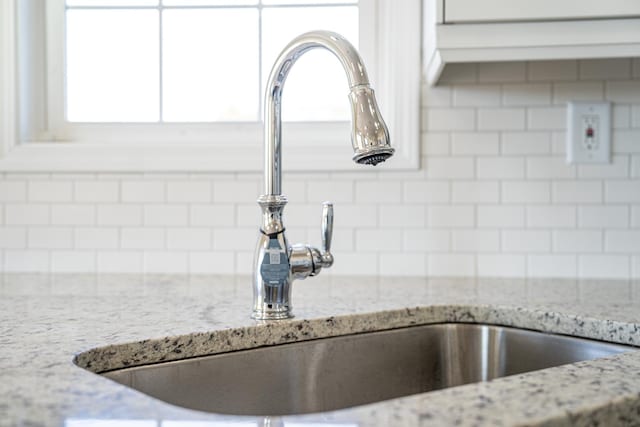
[66,0,159,6]
[162,9,259,122]
[66,10,159,122]
[262,6,358,121]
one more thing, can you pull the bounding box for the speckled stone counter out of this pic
[2,274,640,427]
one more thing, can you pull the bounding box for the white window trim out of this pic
[0,0,420,172]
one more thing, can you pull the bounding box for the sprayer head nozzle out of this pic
[353,147,395,166]
[349,86,393,167]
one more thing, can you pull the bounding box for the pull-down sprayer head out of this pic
[349,85,393,165]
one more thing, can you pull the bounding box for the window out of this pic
[1,0,420,171]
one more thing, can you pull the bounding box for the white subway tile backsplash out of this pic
[403,229,450,252]
[613,105,631,129]
[4,250,49,272]
[632,106,640,128]
[605,231,640,253]
[307,181,353,203]
[428,254,475,277]
[451,132,499,156]
[553,230,602,253]
[190,204,235,227]
[421,132,450,155]
[0,181,27,202]
[501,132,551,155]
[502,83,551,106]
[605,181,640,203]
[122,181,165,202]
[553,82,604,104]
[528,60,577,82]
[526,157,576,179]
[51,205,95,226]
[633,156,640,178]
[167,181,212,203]
[527,107,566,130]
[379,253,426,276]
[404,181,450,204]
[453,85,501,106]
[167,228,211,250]
[5,205,50,225]
[425,157,475,179]
[0,227,26,249]
[27,228,73,249]
[552,181,603,203]
[477,254,526,277]
[502,230,550,252]
[579,255,629,279]
[477,206,525,228]
[577,155,630,178]
[452,230,499,252]
[426,108,475,131]
[356,229,402,252]
[422,85,452,107]
[380,205,426,227]
[144,205,188,226]
[51,251,96,273]
[144,251,188,274]
[97,205,142,226]
[355,181,402,203]
[527,255,577,278]
[28,182,73,202]
[1,59,638,280]
[606,81,640,103]
[478,109,525,131]
[478,62,526,83]
[213,228,256,251]
[75,181,119,202]
[527,206,576,228]
[580,59,631,80]
[121,228,165,249]
[502,181,550,204]
[189,252,235,274]
[213,181,259,203]
[477,158,525,179]
[428,206,474,228]
[578,206,629,229]
[633,206,640,228]
[97,251,143,273]
[612,130,640,153]
[452,181,499,203]
[75,228,119,249]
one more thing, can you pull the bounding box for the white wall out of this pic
[1,58,639,278]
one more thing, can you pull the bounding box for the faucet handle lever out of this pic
[321,201,334,267]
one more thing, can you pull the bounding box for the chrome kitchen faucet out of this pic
[252,31,394,320]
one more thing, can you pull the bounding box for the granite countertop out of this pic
[2,273,640,427]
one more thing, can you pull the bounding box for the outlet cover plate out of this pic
[567,101,611,164]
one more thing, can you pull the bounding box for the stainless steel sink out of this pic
[102,323,633,416]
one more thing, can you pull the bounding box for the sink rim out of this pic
[74,303,640,376]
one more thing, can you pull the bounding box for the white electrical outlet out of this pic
[567,101,611,164]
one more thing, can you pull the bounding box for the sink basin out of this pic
[102,323,633,416]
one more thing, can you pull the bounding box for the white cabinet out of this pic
[424,0,640,85]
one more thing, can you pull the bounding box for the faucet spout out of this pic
[263,31,392,196]
[253,31,393,320]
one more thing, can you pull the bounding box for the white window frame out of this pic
[0,0,420,172]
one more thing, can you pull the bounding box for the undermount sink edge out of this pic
[74,305,638,418]
[74,304,640,375]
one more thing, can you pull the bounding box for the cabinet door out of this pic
[445,0,640,23]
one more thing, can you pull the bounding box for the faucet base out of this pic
[251,302,293,320]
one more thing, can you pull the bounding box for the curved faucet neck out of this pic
[263,31,371,197]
